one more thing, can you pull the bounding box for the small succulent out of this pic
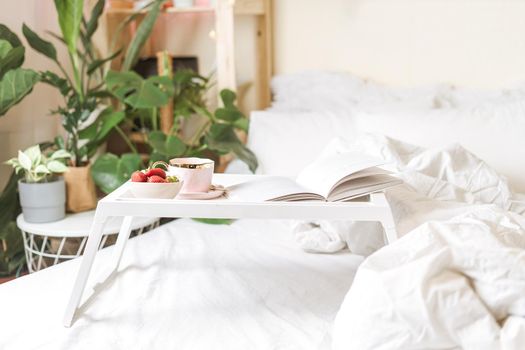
[5,145,71,183]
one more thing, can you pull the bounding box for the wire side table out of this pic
[17,211,159,273]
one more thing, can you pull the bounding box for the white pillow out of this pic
[270,71,455,112]
[355,102,525,192]
[270,71,364,112]
[247,111,357,177]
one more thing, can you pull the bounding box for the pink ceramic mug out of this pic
[169,158,214,193]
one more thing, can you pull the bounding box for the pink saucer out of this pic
[176,185,226,200]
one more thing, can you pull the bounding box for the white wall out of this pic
[273,0,525,88]
[3,0,525,188]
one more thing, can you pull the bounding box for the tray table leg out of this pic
[63,212,107,327]
[381,211,398,244]
[108,216,134,276]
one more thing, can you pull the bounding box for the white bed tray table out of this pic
[63,174,397,327]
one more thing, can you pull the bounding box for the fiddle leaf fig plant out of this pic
[0,25,40,117]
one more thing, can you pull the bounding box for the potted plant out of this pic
[5,146,71,223]
[91,67,258,194]
[5,145,71,223]
[0,24,40,278]
[21,0,164,211]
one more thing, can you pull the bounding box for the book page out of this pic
[296,152,385,198]
[227,176,324,202]
[327,175,403,201]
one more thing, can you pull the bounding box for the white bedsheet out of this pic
[0,219,363,350]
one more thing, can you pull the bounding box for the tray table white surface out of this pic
[63,174,397,327]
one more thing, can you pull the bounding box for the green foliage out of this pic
[148,130,186,157]
[0,46,25,78]
[78,107,125,158]
[0,222,25,277]
[0,175,24,275]
[106,70,174,109]
[21,0,158,167]
[87,49,121,75]
[54,0,84,58]
[0,68,40,116]
[84,0,105,39]
[172,69,209,119]
[102,67,258,181]
[5,145,71,183]
[91,153,142,194]
[0,24,22,48]
[0,26,39,117]
[22,24,57,61]
[192,218,233,225]
[122,0,163,71]
[206,123,258,172]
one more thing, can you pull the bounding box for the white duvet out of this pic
[327,134,525,349]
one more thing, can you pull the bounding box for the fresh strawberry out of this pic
[147,175,166,183]
[131,171,147,182]
[145,168,166,179]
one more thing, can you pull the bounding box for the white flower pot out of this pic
[18,178,66,223]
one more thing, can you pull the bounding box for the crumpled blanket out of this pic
[293,134,524,256]
[323,134,525,349]
[332,206,525,350]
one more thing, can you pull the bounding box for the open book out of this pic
[228,153,402,202]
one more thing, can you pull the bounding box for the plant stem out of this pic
[152,108,158,131]
[55,60,75,93]
[70,53,84,103]
[115,126,138,154]
[190,119,211,146]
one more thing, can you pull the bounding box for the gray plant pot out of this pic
[18,178,66,223]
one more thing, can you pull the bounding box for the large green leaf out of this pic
[106,70,173,109]
[0,68,40,116]
[40,71,71,96]
[22,23,57,61]
[220,89,236,107]
[87,49,121,75]
[91,153,142,194]
[206,124,258,172]
[122,0,162,71]
[148,131,187,157]
[214,107,244,122]
[0,24,22,48]
[0,40,12,59]
[0,46,25,79]
[214,89,247,124]
[85,0,105,39]
[54,0,84,56]
[78,107,125,157]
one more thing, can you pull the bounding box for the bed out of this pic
[0,218,363,349]
[1,71,525,350]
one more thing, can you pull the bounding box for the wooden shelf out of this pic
[107,6,215,15]
[105,0,272,109]
[107,0,266,16]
